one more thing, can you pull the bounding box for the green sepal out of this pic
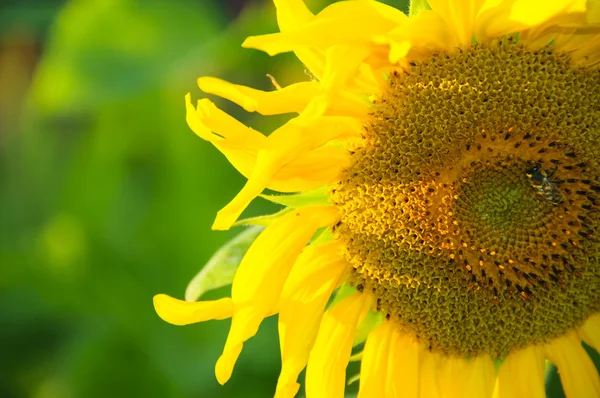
[233,207,294,227]
[409,0,431,17]
[328,283,357,309]
[184,225,263,301]
[347,373,360,386]
[492,357,506,372]
[311,227,334,244]
[353,309,383,347]
[260,186,330,208]
[349,350,363,362]
[544,359,553,379]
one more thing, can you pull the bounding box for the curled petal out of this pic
[153,294,233,326]
[198,77,319,115]
[215,206,339,385]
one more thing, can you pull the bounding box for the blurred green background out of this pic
[0,0,322,397]
[0,0,589,397]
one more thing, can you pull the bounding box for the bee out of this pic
[525,163,564,205]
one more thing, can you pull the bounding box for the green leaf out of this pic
[260,186,330,208]
[185,226,263,301]
[409,0,431,17]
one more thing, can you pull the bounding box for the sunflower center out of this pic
[332,39,600,358]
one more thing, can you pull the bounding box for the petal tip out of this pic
[215,344,243,385]
[153,294,185,326]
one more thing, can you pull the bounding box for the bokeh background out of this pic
[1,0,592,397]
[0,0,323,396]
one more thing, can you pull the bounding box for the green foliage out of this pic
[185,226,264,302]
[1,1,284,397]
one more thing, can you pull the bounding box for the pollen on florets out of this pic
[332,38,600,358]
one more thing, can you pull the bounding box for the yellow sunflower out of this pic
[154,0,600,397]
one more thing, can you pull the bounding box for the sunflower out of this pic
[153,0,600,397]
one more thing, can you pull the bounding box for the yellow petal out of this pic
[357,321,395,398]
[327,90,371,118]
[420,350,442,398]
[388,10,456,57]
[198,77,320,115]
[476,0,588,40]
[186,94,266,150]
[274,0,314,34]
[213,113,357,230]
[428,0,486,47]
[153,294,233,326]
[545,331,600,398]
[570,35,600,67]
[213,149,278,230]
[243,1,400,56]
[276,241,348,398]
[305,292,372,398]
[368,0,410,25]
[231,206,338,304]
[186,86,358,202]
[439,354,495,398]
[518,8,591,50]
[509,0,587,27]
[579,314,600,352]
[389,333,422,398]
[319,45,373,95]
[215,206,339,384]
[257,1,382,98]
[469,355,497,398]
[439,356,468,398]
[185,94,268,181]
[273,146,351,191]
[388,39,412,64]
[273,0,325,79]
[215,308,251,384]
[494,345,545,398]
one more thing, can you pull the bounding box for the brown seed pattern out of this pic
[332,39,600,358]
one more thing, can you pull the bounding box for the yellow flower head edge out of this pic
[155,1,600,397]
